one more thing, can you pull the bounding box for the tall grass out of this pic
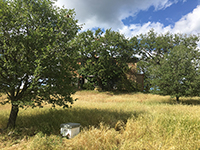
[1,91,200,149]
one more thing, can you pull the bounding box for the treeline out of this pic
[0,0,200,128]
[74,28,200,102]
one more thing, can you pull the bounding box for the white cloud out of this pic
[119,22,172,37]
[172,5,200,34]
[120,5,200,37]
[55,0,183,31]
[55,0,200,38]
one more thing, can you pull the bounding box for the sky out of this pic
[55,0,200,37]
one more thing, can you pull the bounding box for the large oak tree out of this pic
[76,29,138,91]
[151,44,200,102]
[0,0,80,128]
[136,29,200,93]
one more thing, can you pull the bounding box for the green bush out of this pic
[116,78,138,92]
[82,82,94,90]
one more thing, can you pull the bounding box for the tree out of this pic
[136,29,173,92]
[136,29,200,93]
[151,44,200,103]
[137,29,174,65]
[136,60,152,92]
[76,29,138,91]
[0,0,80,128]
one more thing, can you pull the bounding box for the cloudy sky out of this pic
[55,0,200,37]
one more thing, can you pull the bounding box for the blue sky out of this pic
[55,0,200,37]
[122,0,198,27]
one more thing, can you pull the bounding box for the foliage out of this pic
[136,60,152,92]
[136,29,173,92]
[76,28,138,91]
[115,75,138,92]
[138,30,171,64]
[82,82,95,90]
[137,29,200,94]
[0,0,80,128]
[151,44,200,102]
[137,29,199,65]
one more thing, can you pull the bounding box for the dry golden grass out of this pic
[0,94,10,111]
[72,90,170,103]
[1,91,200,149]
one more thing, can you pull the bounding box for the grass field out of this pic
[1,91,200,149]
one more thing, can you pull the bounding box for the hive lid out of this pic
[60,123,80,128]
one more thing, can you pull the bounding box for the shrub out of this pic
[82,82,95,90]
[116,77,138,92]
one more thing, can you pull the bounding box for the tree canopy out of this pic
[75,28,138,91]
[151,44,200,102]
[136,29,200,93]
[0,0,80,128]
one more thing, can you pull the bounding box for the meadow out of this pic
[1,90,200,149]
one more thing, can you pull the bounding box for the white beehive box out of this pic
[60,123,80,138]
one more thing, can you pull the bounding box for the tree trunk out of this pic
[176,96,179,104]
[97,77,103,90]
[7,104,19,128]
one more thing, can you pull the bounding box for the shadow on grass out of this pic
[180,98,200,105]
[0,107,146,137]
[78,89,142,96]
[157,97,200,106]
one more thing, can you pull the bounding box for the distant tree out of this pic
[136,29,173,92]
[136,60,152,92]
[137,29,173,65]
[151,44,200,103]
[0,0,80,128]
[136,29,200,93]
[76,29,138,91]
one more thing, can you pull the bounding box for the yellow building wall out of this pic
[127,62,144,91]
